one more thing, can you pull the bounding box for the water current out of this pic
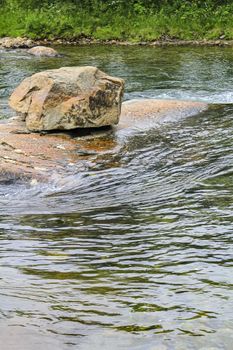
[0,45,233,349]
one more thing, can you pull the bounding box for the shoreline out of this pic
[1,37,233,49]
[43,38,233,47]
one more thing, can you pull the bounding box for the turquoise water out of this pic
[0,45,233,349]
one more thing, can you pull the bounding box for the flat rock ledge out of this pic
[0,119,79,181]
[0,99,208,182]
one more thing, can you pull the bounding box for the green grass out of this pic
[0,1,233,41]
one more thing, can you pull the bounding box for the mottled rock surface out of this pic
[9,66,125,132]
[28,46,59,57]
[0,37,34,48]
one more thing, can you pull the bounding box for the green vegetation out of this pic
[0,0,233,41]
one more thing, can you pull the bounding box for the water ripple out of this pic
[1,46,233,349]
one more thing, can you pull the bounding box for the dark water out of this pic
[1,45,233,349]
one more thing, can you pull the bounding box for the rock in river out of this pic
[9,66,125,132]
[1,99,208,181]
[28,46,59,57]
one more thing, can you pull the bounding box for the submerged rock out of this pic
[28,46,59,57]
[9,66,125,132]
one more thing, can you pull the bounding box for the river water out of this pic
[0,45,233,349]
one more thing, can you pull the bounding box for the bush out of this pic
[0,0,233,40]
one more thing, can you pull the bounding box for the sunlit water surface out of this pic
[0,46,233,349]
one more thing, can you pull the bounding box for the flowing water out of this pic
[0,45,233,349]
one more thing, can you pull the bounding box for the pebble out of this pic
[34,166,46,172]
[30,179,38,186]
[14,149,24,154]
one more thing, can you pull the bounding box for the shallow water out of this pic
[1,45,233,349]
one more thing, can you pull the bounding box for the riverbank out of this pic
[2,36,233,49]
[1,1,233,43]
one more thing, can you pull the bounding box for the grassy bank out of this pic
[0,1,233,41]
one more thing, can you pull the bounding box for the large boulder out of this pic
[28,46,59,57]
[9,66,125,131]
